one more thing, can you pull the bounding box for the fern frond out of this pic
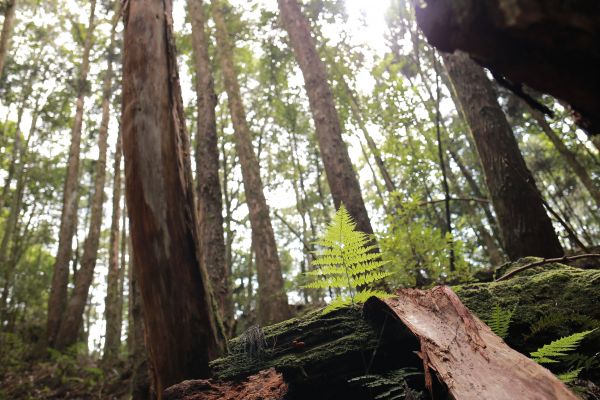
[352,271,394,287]
[305,204,392,314]
[353,290,394,303]
[348,260,390,277]
[303,276,348,289]
[323,296,353,314]
[486,304,515,339]
[304,265,346,276]
[557,368,583,384]
[530,330,595,364]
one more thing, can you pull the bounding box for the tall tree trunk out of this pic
[528,107,600,208]
[442,51,563,260]
[122,0,226,394]
[212,0,289,325]
[277,0,374,235]
[0,0,17,79]
[55,7,117,348]
[129,253,152,400]
[188,0,232,332]
[103,127,123,365]
[46,0,96,347]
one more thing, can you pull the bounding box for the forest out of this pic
[0,0,599,399]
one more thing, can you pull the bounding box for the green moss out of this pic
[210,306,380,383]
[455,264,600,354]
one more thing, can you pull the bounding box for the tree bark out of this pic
[212,0,289,325]
[122,0,226,394]
[277,0,374,235]
[415,0,600,135]
[47,0,96,347]
[129,253,152,400]
[55,6,116,349]
[188,0,232,332]
[442,51,563,260]
[0,0,17,79]
[103,127,123,365]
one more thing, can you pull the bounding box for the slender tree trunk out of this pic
[277,0,374,235]
[212,0,289,325]
[0,108,36,315]
[55,13,116,349]
[188,0,232,331]
[528,107,600,208]
[103,128,123,365]
[46,0,96,347]
[0,0,17,79]
[339,77,397,194]
[122,0,226,394]
[443,51,563,260]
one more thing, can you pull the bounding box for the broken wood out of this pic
[166,263,598,399]
[164,368,288,400]
[364,287,577,399]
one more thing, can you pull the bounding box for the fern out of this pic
[349,368,422,399]
[556,368,584,384]
[485,304,515,339]
[305,204,393,314]
[530,330,595,364]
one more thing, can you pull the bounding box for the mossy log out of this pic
[166,262,600,399]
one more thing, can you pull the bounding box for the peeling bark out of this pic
[122,0,226,395]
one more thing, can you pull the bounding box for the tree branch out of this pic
[495,254,600,282]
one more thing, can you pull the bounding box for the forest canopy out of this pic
[0,0,598,399]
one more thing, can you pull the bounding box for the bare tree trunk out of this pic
[529,107,600,208]
[122,0,226,394]
[103,127,123,365]
[47,0,96,347]
[277,0,374,235]
[443,51,563,260]
[188,0,232,332]
[0,0,17,79]
[212,0,289,325]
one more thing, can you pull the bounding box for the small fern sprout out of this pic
[303,204,393,314]
[486,304,516,339]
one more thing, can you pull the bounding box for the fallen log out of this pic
[165,263,599,399]
[365,287,577,399]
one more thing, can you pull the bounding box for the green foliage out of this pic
[304,204,393,314]
[556,368,584,384]
[380,198,470,288]
[530,330,595,365]
[485,304,515,339]
[348,368,423,399]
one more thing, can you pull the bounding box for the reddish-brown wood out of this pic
[164,368,288,400]
[122,0,225,395]
[365,287,578,400]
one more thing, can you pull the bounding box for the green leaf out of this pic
[531,330,595,364]
[305,204,392,314]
